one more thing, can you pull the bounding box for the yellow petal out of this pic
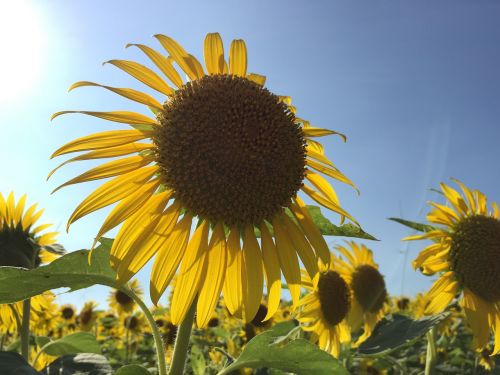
[440,182,468,217]
[305,170,340,206]
[424,272,459,314]
[452,178,476,213]
[154,34,203,81]
[260,224,281,321]
[204,33,226,75]
[222,228,244,316]
[290,197,330,264]
[21,203,38,230]
[242,225,263,322]
[306,159,358,192]
[104,59,174,96]
[272,215,301,306]
[301,184,358,225]
[53,155,155,193]
[116,200,182,283]
[94,179,161,245]
[197,223,227,327]
[493,312,500,355]
[462,289,493,350]
[125,43,184,88]
[110,190,171,267]
[281,214,318,277]
[67,166,158,229]
[149,212,193,304]
[51,130,152,158]
[303,127,346,139]
[13,194,27,224]
[51,110,157,126]
[48,143,153,180]
[171,220,210,324]
[247,73,266,86]
[38,232,58,246]
[229,39,247,76]
[68,81,163,110]
[306,146,335,167]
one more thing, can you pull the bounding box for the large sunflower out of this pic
[297,260,352,358]
[406,180,500,354]
[335,242,387,345]
[51,33,357,327]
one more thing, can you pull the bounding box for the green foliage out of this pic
[44,353,113,374]
[358,313,449,356]
[40,332,101,357]
[0,244,117,304]
[0,352,40,374]
[254,205,377,240]
[218,321,348,375]
[388,217,438,233]
[115,364,152,374]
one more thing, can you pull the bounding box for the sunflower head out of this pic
[60,304,76,321]
[317,270,351,327]
[51,32,357,326]
[0,193,62,269]
[407,180,500,354]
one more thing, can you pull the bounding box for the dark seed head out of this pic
[317,270,350,327]
[449,215,500,302]
[61,306,75,320]
[251,304,269,327]
[155,74,306,226]
[351,265,387,313]
[114,290,134,307]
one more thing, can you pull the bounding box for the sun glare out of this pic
[0,1,44,103]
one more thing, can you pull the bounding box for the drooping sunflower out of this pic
[108,279,143,316]
[297,261,352,358]
[51,32,357,327]
[406,180,500,354]
[0,192,62,269]
[335,242,388,345]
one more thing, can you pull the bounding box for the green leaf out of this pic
[217,321,348,375]
[0,351,40,374]
[35,336,51,348]
[43,353,112,375]
[116,364,151,374]
[307,206,377,239]
[253,205,377,240]
[41,332,101,357]
[0,244,118,304]
[388,218,438,233]
[357,313,449,356]
[191,345,207,375]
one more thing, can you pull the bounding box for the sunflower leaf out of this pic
[357,313,449,356]
[40,332,101,357]
[42,353,112,375]
[0,243,118,304]
[388,218,438,233]
[217,321,348,375]
[254,205,378,240]
[0,352,40,374]
[115,364,152,374]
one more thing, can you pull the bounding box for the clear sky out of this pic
[1,0,500,309]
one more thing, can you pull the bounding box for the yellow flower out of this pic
[78,301,99,332]
[108,279,143,316]
[51,32,357,327]
[0,192,61,269]
[406,180,500,354]
[335,242,388,345]
[297,261,352,358]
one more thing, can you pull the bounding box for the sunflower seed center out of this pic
[317,270,350,327]
[351,265,387,313]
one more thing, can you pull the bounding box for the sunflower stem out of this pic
[169,299,197,375]
[120,285,167,375]
[20,298,31,361]
[424,327,437,375]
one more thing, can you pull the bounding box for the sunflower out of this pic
[51,32,357,327]
[335,242,388,345]
[297,261,352,358]
[78,301,99,332]
[406,180,500,354]
[108,279,143,316]
[0,192,62,269]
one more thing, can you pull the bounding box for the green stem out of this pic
[424,327,437,375]
[20,298,31,361]
[120,286,167,375]
[169,299,197,375]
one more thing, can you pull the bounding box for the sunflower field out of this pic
[1,5,500,375]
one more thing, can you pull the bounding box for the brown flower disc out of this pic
[155,74,306,226]
[317,270,350,327]
[351,264,387,313]
[450,215,500,302]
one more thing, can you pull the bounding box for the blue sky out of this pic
[1,0,500,309]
